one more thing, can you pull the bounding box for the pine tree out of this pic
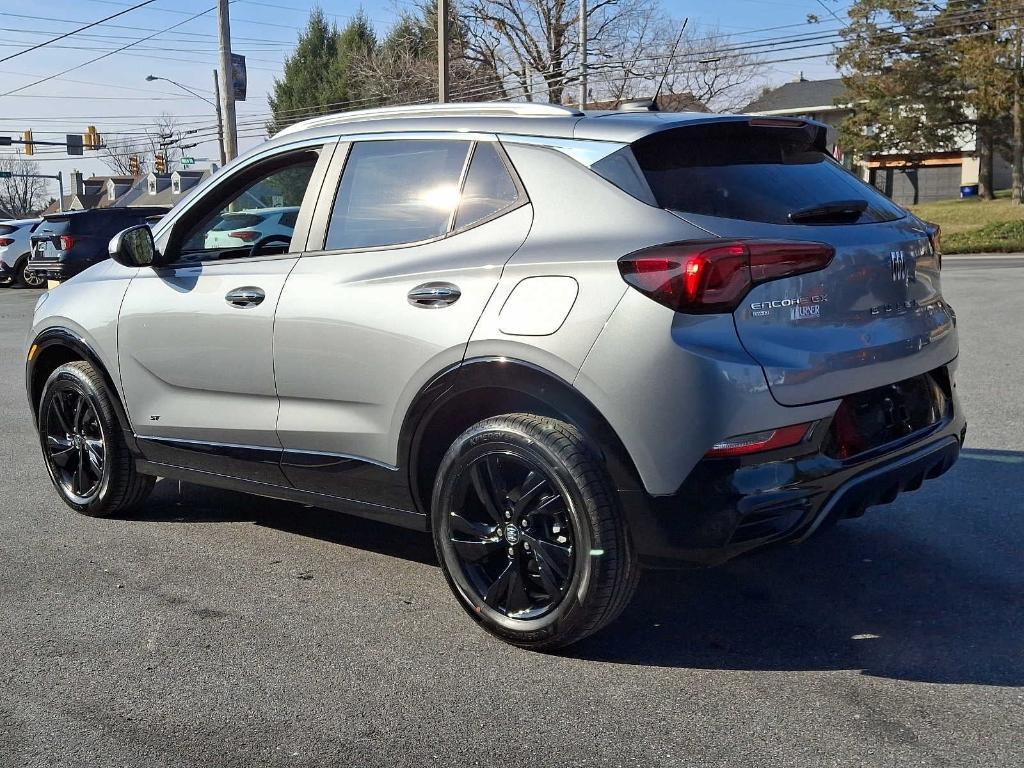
[267,9,341,134]
[835,1,965,161]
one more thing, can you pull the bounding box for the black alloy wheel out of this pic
[432,413,638,650]
[448,451,576,620]
[44,386,106,503]
[38,361,154,516]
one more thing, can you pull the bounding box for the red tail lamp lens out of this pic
[618,240,834,314]
[0,238,14,247]
[705,422,814,458]
[229,230,260,242]
[58,235,75,251]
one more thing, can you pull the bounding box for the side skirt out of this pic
[135,459,429,532]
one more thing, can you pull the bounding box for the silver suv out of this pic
[26,103,965,649]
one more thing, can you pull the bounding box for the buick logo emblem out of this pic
[890,250,914,284]
[503,525,521,545]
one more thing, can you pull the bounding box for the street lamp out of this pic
[145,74,226,167]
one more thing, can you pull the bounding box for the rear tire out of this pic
[17,256,45,288]
[38,361,154,517]
[431,413,638,650]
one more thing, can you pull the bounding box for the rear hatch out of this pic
[30,215,83,264]
[628,119,956,406]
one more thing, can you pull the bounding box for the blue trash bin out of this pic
[960,184,979,198]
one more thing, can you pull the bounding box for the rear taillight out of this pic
[59,235,75,251]
[618,240,834,313]
[0,238,13,247]
[705,422,813,458]
[927,223,942,271]
[229,230,260,242]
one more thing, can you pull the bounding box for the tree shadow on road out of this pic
[132,449,1023,685]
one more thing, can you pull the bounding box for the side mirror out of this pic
[109,225,157,268]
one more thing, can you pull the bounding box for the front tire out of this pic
[38,361,154,517]
[431,413,638,650]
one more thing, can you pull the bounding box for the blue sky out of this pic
[0,0,847,190]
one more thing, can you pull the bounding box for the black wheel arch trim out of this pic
[399,355,644,516]
[26,327,141,456]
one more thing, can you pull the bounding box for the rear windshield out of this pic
[212,213,265,230]
[37,211,153,236]
[623,121,905,225]
[36,217,76,236]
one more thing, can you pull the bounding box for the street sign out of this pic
[66,134,84,156]
[181,156,195,166]
[231,53,247,101]
[0,171,11,178]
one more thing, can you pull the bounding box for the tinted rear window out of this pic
[212,213,265,230]
[0,225,18,236]
[627,122,905,225]
[38,211,157,237]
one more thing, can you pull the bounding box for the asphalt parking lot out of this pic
[1,261,1022,767]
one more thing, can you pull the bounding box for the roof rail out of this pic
[274,101,584,137]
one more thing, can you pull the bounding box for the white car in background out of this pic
[0,218,43,287]
[202,206,300,250]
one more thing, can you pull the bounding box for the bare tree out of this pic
[0,155,49,217]
[100,113,187,176]
[460,0,762,109]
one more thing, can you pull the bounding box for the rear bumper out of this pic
[622,368,966,568]
[25,259,89,281]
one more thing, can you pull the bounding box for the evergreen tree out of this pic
[330,12,377,109]
[267,8,341,133]
[835,1,965,161]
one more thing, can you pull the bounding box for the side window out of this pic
[175,151,318,262]
[325,140,470,250]
[454,142,520,230]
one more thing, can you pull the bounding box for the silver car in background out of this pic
[0,218,43,287]
[25,103,964,649]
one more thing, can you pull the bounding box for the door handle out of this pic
[408,282,461,308]
[225,286,266,308]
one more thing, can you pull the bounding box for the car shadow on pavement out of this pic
[136,478,439,566]
[573,448,1024,686]
[132,449,1022,685]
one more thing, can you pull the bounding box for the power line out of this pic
[7,0,1018,146]
[0,0,158,64]
[0,5,220,98]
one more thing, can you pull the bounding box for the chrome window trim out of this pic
[497,134,626,167]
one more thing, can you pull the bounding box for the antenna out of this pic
[654,18,688,108]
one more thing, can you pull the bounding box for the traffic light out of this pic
[154,153,166,174]
[83,125,101,151]
[128,155,139,176]
[22,130,33,156]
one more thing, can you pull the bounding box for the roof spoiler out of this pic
[748,117,829,153]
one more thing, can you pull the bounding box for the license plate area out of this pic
[822,369,950,460]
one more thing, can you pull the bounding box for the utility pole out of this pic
[579,0,588,109]
[217,0,238,161]
[437,0,449,103]
[212,69,227,167]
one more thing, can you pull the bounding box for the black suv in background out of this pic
[27,207,169,282]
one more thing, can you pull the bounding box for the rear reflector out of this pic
[618,240,834,313]
[705,422,813,458]
[229,230,260,242]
